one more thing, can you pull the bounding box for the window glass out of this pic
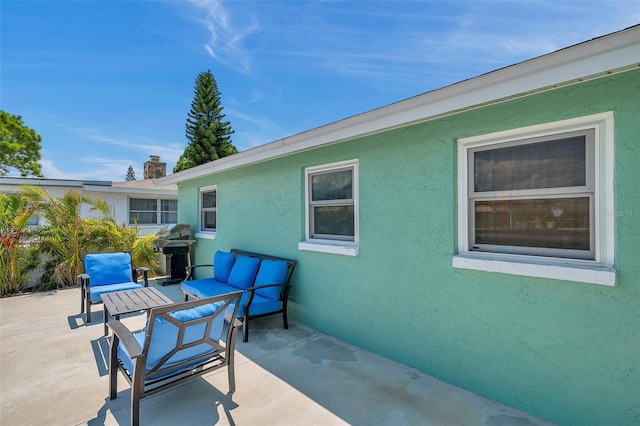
[202,191,216,209]
[161,199,177,211]
[311,170,353,201]
[312,205,354,237]
[203,211,217,230]
[161,212,177,223]
[474,136,586,192]
[474,197,590,252]
[130,212,156,224]
[130,199,157,211]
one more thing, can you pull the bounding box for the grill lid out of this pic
[155,224,195,248]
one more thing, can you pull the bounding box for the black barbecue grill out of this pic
[155,224,195,286]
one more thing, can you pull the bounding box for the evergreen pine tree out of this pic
[125,165,136,181]
[174,70,237,173]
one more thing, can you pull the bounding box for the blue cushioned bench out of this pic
[181,249,297,342]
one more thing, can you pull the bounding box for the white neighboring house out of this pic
[0,156,177,236]
[0,156,178,282]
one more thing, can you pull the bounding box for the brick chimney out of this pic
[143,155,166,179]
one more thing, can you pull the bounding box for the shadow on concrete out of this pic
[88,380,239,425]
[91,336,110,377]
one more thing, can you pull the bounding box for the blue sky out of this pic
[2,1,638,181]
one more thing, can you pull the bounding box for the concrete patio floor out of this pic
[1,281,553,426]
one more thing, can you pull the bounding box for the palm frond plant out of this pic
[0,193,37,295]
[20,185,112,288]
[83,217,159,275]
[131,232,159,275]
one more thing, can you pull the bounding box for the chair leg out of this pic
[131,391,140,426]
[80,287,85,314]
[283,310,289,330]
[109,335,119,400]
[86,298,92,323]
[228,324,237,392]
[228,355,236,393]
[131,362,145,426]
[243,313,249,343]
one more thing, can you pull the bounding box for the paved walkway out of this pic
[0,282,553,425]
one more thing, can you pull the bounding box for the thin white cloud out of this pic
[40,159,92,180]
[45,123,185,180]
[233,0,639,91]
[185,0,260,74]
[68,126,184,164]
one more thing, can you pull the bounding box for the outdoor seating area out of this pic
[0,280,552,425]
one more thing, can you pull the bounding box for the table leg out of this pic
[103,305,109,336]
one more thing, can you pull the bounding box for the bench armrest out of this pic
[245,283,289,292]
[243,283,291,306]
[185,264,214,281]
[107,320,143,359]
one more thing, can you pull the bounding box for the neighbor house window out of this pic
[299,160,359,256]
[129,198,177,224]
[200,186,217,233]
[161,200,178,223]
[454,112,615,286]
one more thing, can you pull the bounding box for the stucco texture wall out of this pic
[178,69,640,426]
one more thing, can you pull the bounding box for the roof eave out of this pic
[155,26,640,186]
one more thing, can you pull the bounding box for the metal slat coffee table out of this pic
[101,287,174,335]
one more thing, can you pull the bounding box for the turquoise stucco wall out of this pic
[178,69,640,425]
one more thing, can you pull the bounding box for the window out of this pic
[471,130,594,260]
[200,186,217,233]
[129,198,177,225]
[299,160,359,256]
[454,113,615,286]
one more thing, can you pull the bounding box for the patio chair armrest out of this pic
[78,273,90,287]
[224,311,243,329]
[185,264,213,281]
[107,320,143,359]
[136,267,150,286]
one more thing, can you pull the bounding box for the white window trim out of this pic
[299,159,359,256]
[453,112,616,286]
[197,185,217,239]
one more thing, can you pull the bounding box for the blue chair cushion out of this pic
[227,256,260,290]
[91,282,143,302]
[231,292,282,318]
[254,259,288,300]
[85,252,133,286]
[182,278,238,299]
[214,251,236,283]
[118,301,225,377]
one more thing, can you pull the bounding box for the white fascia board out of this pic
[0,177,111,187]
[156,26,640,186]
[82,185,177,196]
